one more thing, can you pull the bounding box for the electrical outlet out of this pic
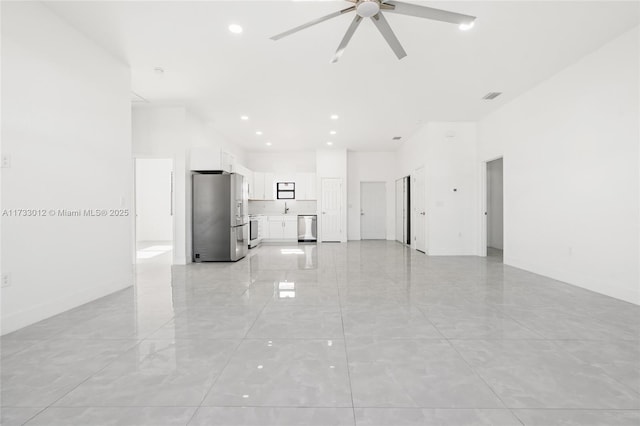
[1,273,11,288]
[1,154,11,168]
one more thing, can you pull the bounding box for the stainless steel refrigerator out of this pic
[192,172,248,262]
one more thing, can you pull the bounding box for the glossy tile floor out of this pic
[2,241,639,425]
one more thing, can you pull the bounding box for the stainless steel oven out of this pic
[249,216,260,248]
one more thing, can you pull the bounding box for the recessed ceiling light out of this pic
[240,115,249,120]
[229,24,243,34]
[330,114,339,120]
[326,141,333,146]
[459,21,475,31]
[329,131,337,135]
[256,131,263,135]
[266,142,272,146]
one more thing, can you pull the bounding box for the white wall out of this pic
[135,159,173,242]
[1,2,133,334]
[487,158,504,250]
[245,151,315,173]
[477,26,639,304]
[397,122,478,255]
[317,149,348,242]
[347,152,396,241]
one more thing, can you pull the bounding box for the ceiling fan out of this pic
[271,0,476,63]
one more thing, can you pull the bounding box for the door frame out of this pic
[479,155,504,257]
[360,181,387,240]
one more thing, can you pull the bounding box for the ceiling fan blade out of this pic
[271,6,356,41]
[371,13,407,60]
[331,15,364,63]
[383,1,475,26]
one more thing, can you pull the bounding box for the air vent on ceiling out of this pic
[392,136,402,141]
[482,92,502,100]
[131,92,149,103]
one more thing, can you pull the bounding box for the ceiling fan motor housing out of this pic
[356,0,381,18]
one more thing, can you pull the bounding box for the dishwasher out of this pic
[297,215,317,243]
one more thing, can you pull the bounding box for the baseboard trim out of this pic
[1,280,132,336]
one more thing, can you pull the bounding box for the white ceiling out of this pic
[46,1,639,152]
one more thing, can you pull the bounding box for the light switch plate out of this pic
[1,273,11,288]
[1,154,11,168]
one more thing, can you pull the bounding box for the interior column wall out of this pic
[397,122,478,255]
[1,2,133,334]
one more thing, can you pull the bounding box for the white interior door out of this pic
[361,182,386,239]
[321,178,342,242]
[413,167,427,253]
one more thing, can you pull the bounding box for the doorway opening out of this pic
[486,157,503,261]
[360,182,386,240]
[395,176,411,245]
[134,158,174,264]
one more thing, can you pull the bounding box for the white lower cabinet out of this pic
[266,216,297,241]
[267,220,282,240]
[283,218,297,239]
[258,216,267,240]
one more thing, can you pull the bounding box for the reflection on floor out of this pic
[136,241,173,263]
[487,247,504,261]
[2,241,639,425]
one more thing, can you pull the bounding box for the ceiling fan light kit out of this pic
[271,0,476,63]
[356,0,381,18]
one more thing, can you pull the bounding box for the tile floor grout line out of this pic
[19,338,145,425]
[494,308,640,398]
[185,291,272,426]
[14,404,640,410]
[496,305,553,341]
[444,336,521,423]
[333,250,358,426]
[5,242,640,425]
[550,339,640,399]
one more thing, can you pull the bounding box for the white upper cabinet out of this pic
[249,172,275,200]
[264,172,275,200]
[190,147,241,175]
[295,172,317,200]
[247,170,255,199]
[251,172,265,200]
[221,151,235,173]
[305,172,317,200]
[248,171,316,200]
[190,147,223,171]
